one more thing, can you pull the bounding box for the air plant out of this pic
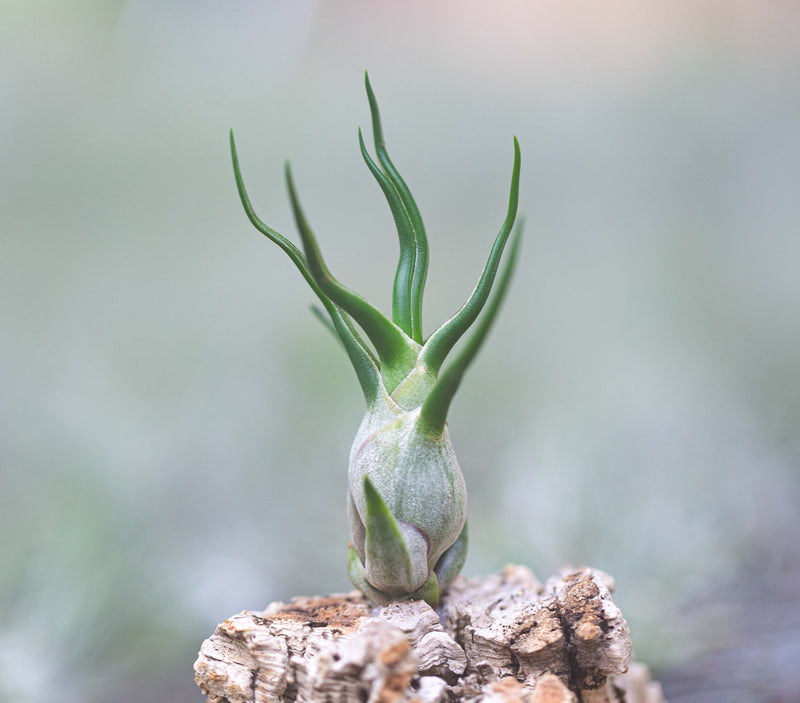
[230,73,522,608]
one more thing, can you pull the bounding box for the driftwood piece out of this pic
[194,565,665,703]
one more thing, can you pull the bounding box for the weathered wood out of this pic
[194,565,665,703]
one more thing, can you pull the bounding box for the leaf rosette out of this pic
[231,73,522,607]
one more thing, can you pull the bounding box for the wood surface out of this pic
[194,565,665,703]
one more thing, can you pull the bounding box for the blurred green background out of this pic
[2,2,799,701]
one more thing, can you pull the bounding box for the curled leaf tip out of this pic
[420,136,521,373]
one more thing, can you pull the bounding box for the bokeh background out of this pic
[2,1,799,701]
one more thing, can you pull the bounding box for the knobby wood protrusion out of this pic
[194,565,665,703]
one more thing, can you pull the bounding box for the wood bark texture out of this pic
[194,565,665,703]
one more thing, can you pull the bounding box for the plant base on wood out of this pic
[194,565,665,703]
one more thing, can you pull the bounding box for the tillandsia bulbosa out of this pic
[230,73,522,608]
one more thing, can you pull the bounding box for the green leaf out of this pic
[358,128,415,337]
[348,544,391,605]
[421,137,521,373]
[410,571,439,609]
[363,476,422,594]
[433,521,468,591]
[365,72,429,343]
[310,304,340,343]
[231,129,381,403]
[285,161,419,391]
[420,220,524,436]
